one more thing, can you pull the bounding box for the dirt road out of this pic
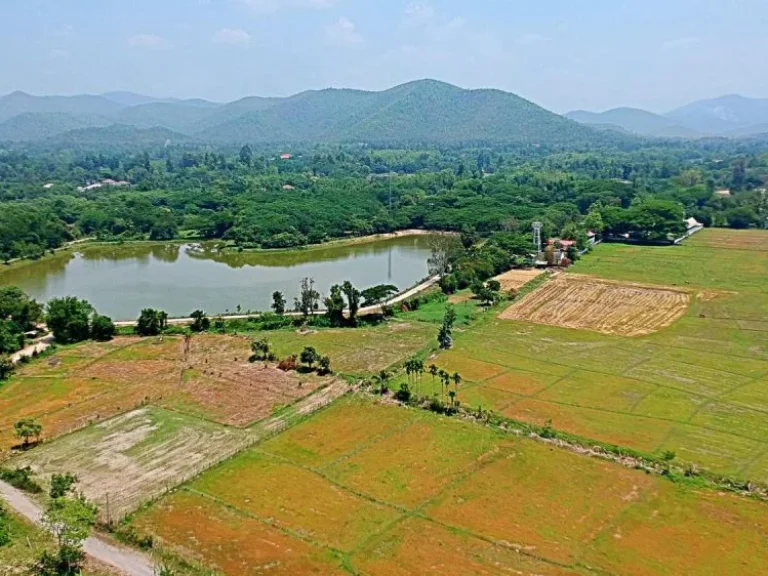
[11,335,54,364]
[0,480,154,576]
[114,275,441,326]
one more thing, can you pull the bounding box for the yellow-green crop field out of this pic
[128,396,768,576]
[427,228,768,479]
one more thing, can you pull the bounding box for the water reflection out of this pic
[0,236,433,320]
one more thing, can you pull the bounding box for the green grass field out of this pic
[424,229,768,481]
[128,396,768,575]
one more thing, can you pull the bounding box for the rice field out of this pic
[427,228,768,481]
[128,396,768,575]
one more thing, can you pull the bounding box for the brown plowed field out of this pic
[499,275,690,336]
[687,228,768,251]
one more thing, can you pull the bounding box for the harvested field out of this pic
[14,407,249,521]
[128,398,768,576]
[0,334,333,453]
[686,228,768,252]
[499,275,690,336]
[493,268,545,291]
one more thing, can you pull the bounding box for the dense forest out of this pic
[0,139,766,261]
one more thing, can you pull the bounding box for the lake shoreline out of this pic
[0,229,441,274]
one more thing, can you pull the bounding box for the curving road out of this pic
[0,480,154,576]
[114,275,441,327]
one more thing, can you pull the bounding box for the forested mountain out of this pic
[566,108,699,138]
[0,91,123,122]
[666,95,768,135]
[0,81,600,146]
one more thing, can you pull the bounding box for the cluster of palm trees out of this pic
[403,358,462,408]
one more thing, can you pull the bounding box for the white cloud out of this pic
[214,28,252,46]
[325,17,363,47]
[239,0,337,14]
[127,34,172,50]
[402,2,435,28]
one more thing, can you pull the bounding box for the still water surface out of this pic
[0,236,433,320]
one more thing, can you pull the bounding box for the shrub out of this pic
[90,315,116,342]
[277,355,299,372]
[0,467,43,494]
[394,383,411,402]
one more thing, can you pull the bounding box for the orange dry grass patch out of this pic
[131,491,346,575]
[426,443,656,566]
[192,451,401,551]
[584,484,768,575]
[484,371,553,396]
[493,268,545,291]
[353,517,576,576]
[433,351,507,382]
[500,275,690,337]
[324,418,504,508]
[261,396,414,468]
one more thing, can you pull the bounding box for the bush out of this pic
[277,355,299,372]
[0,503,10,547]
[90,315,116,342]
[136,309,168,336]
[318,355,331,375]
[49,473,78,499]
[0,467,43,494]
[394,383,411,402]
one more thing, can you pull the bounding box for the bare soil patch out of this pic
[499,275,690,337]
[167,334,326,426]
[493,268,545,292]
[14,407,249,522]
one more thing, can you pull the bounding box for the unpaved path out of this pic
[11,335,54,364]
[0,480,154,576]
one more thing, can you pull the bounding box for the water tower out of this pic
[532,222,543,254]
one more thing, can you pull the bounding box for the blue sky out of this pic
[2,0,767,112]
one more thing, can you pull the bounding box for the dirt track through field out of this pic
[500,275,691,336]
[0,480,154,576]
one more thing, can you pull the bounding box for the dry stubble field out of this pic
[499,274,691,336]
[428,228,768,481]
[128,396,768,576]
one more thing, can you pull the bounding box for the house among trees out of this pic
[280,153,293,160]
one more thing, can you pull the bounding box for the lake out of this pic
[0,236,434,320]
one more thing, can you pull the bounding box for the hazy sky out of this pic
[2,0,767,113]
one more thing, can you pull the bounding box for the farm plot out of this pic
[13,406,249,521]
[264,321,434,375]
[425,231,768,481]
[0,334,335,454]
[500,275,690,337]
[127,398,768,576]
[492,268,545,291]
[161,334,327,426]
[686,228,768,252]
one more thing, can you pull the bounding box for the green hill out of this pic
[196,80,600,145]
[0,112,112,142]
[566,107,700,138]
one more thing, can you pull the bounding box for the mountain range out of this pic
[1,81,766,147]
[0,80,601,148]
[566,95,768,139]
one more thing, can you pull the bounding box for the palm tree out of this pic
[452,372,462,389]
[439,370,449,403]
[429,364,438,390]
